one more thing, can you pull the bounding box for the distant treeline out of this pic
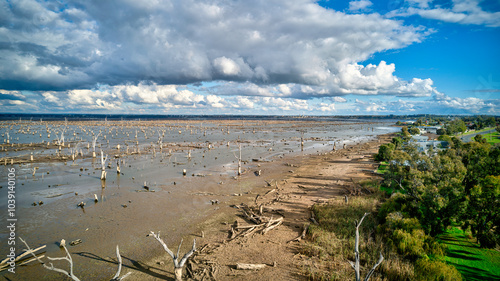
[1,113,498,122]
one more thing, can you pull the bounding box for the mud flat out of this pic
[0,118,398,280]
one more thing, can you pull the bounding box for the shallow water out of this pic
[0,119,398,209]
[0,118,400,279]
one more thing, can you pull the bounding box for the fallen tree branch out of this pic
[288,224,309,243]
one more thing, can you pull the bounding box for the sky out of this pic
[0,0,499,115]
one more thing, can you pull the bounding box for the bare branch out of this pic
[149,231,175,261]
[178,239,196,268]
[364,252,384,281]
[112,245,131,281]
[19,237,81,281]
[176,239,183,260]
[348,260,356,270]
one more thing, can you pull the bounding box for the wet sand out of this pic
[0,119,396,280]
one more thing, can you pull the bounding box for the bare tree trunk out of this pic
[174,267,183,281]
[348,213,384,281]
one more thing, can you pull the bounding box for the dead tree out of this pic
[100,149,108,180]
[148,231,196,281]
[19,238,130,280]
[55,128,66,147]
[91,131,101,158]
[234,144,242,176]
[348,213,384,281]
[69,142,80,165]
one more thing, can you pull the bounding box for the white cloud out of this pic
[319,102,336,112]
[405,0,432,9]
[213,57,241,76]
[349,0,373,12]
[0,0,429,97]
[333,96,347,103]
[338,61,397,91]
[394,0,500,27]
[433,92,498,113]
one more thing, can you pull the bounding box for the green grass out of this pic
[377,161,389,174]
[461,127,495,136]
[483,131,500,144]
[437,227,500,281]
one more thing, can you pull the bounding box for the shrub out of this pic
[414,258,463,281]
[375,143,395,161]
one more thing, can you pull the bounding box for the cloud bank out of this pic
[0,0,497,114]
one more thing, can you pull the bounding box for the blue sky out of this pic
[0,0,499,115]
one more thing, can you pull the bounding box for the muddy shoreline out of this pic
[0,120,397,280]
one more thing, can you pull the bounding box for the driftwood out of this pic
[19,238,130,280]
[288,224,309,243]
[0,244,47,272]
[148,231,196,281]
[229,204,283,241]
[236,263,266,270]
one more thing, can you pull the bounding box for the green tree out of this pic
[437,135,452,143]
[436,128,447,135]
[474,134,487,144]
[409,127,421,135]
[375,143,395,161]
[401,126,410,138]
[382,146,466,236]
[391,137,403,149]
[486,116,496,127]
[467,175,500,248]
[446,119,467,135]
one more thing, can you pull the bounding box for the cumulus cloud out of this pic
[3,0,493,115]
[0,0,428,94]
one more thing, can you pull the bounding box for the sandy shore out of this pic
[126,134,391,281]
[1,129,392,280]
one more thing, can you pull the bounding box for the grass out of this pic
[461,127,495,136]
[376,161,389,174]
[300,195,385,280]
[437,227,500,281]
[483,131,500,144]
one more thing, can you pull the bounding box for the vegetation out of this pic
[438,227,500,281]
[408,127,420,135]
[301,192,464,281]
[302,115,500,280]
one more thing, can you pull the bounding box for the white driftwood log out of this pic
[236,263,266,270]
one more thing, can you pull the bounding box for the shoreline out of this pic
[1,123,394,280]
[126,133,394,281]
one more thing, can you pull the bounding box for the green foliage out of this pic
[446,119,466,135]
[401,126,410,138]
[467,175,500,248]
[473,134,487,143]
[437,135,451,143]
[436,128,447,135]
[409,127,420,135]
[496,125,500,133]
[414,258,463,281]
[375,143,395,161]
[391,137,403,149]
